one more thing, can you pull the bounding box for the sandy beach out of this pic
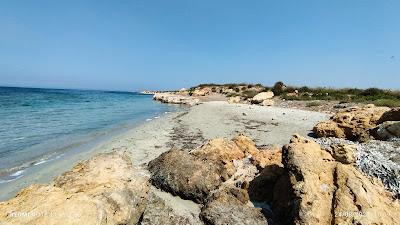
[0,101,328,201]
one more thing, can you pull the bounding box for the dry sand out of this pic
[0,101,329,201]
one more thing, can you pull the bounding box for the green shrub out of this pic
[306,101,322,107]
[372,99,400,107]
[242,90,259,99]
[272,81,285,96]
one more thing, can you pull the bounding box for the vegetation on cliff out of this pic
[189,82,400,107]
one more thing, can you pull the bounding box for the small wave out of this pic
[146,118,152,121]
[33,153,64,166]
[0,175,24,184]
[12,137,25,141]
[154,116,160,119]
[10,169,24,177]
[164,111,169,114]
[55,153,65,159]
[0,170,25,183]
[34,160,48,166]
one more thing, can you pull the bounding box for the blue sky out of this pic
[0,0,399,91]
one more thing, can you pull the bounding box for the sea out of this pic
[0,87,179,184]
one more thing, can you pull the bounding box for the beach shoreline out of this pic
[0,108,184,201]
[0,101,329,201]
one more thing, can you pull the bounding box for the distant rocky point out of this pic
[141,90,160,95]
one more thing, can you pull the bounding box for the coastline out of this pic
[0,101,328,201]
[0,109,185,201]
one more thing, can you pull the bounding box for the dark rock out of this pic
[141,188,203,225]
[200,190,268,225]
[378,107,400,123]
[148,149,222,204]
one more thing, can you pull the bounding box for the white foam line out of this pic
[0,175,24,184]
[34,160,47,166]
[10,170,24,177]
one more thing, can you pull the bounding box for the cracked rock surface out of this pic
[284,135,400,225]
[0,151,150,225]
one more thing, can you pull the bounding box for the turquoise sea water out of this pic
[0,87,179,183]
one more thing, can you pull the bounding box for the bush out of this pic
[373,99,400,107]
[306,101,322,107]
[241,90,259,99]
[272,81,286,96]
[362,88,386,97]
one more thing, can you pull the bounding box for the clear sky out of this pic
[0,0,399,91]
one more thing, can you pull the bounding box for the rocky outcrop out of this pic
[376,121,400,140]
[192,87,213,96]
[0,151,150,225]
[148,149,222,204]
[378,107,400,123]
[262,99,274,106]
[153,92,200,106]
[3,132,398,225]
[251,91,274,104]
[141,90,159,94]
[148,135,278,203]
[141,188,202,225]
[200,189,268,225]
[313,105,390,141]
[227,96,242,104]
[283,135,400,225]
[148,134,280,223]
[190,138,246,181]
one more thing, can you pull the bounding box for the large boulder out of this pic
[141,188,202,225]
[0,151,149,225]
[261,99,274,106]
[190,138,245,180]
[200,190,268,225]
[283,135,400,225]
[251,91,274,104]
[376,121,400,140]
[232,134,282,169]
[313,105,390,141]
[227,96,242,104]
[283,135,336,224]
[148,135,276,222]
[148,149,223,204]
[313,120,346,139]
[378,107,400,123]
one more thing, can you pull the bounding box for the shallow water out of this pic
[0,87,179,183]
